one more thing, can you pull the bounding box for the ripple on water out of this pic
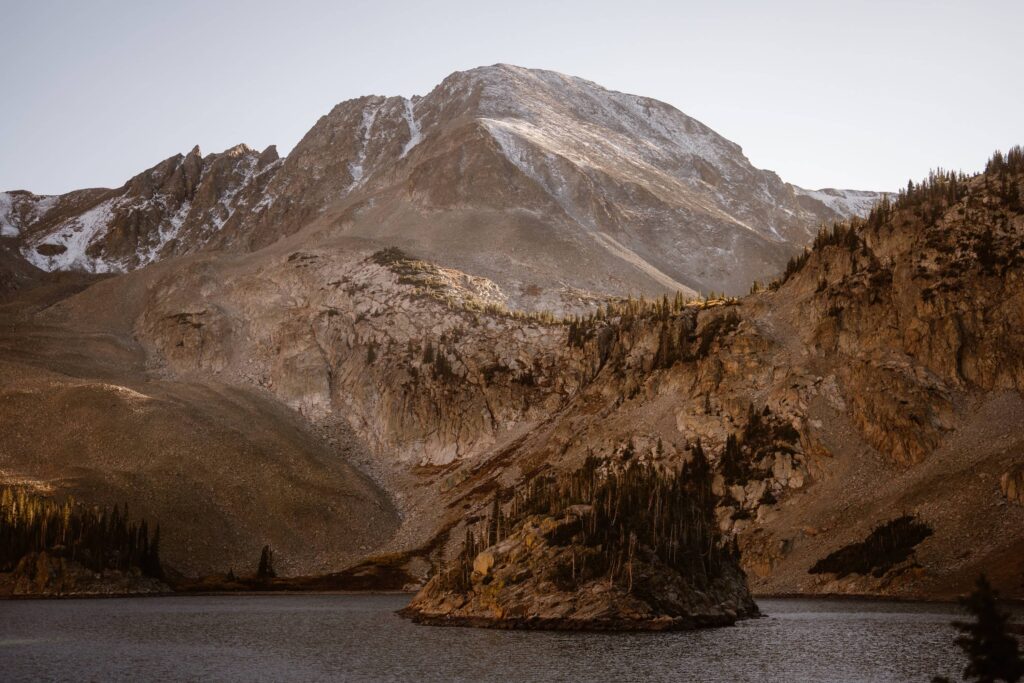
[0,595,971,682]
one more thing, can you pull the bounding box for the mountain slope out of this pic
[2,149,1016,597]
[0,271,399,576]
[4,65,886,308]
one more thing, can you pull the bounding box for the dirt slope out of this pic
[0,274,399,576]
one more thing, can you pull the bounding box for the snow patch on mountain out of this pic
[33,195,59,219]
[0,192,59,237]
[212,155,259,231]
[0,193,18,237]
[484,119,587,223]
[796,187,891,218]
[23,198,119,273]
[348,102,382,189]
[400,98,422,159]
[138,200,191,267]
[469,65,736,173]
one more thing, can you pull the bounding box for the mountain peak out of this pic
[8,66,887,302]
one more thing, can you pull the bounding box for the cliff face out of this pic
[4,65,885,311]
[402,508,758,630]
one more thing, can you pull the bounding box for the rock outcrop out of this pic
[402,511,758,630]
[0,553,168,597]
[1002,465,1024,505]
[401,458,759,630]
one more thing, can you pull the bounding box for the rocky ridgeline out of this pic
[4,144,280,273]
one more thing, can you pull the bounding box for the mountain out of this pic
[4,65,887,308]
[1,146,1020,599]
[6,65,1018,602]
[1,144,280,273]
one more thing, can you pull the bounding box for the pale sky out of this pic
[2,0,1021,195]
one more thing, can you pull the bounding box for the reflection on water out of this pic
[0,594,969,682]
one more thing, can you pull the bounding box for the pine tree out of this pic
[146,524,163,578]
[486,489,503,547]
[257,545,276,579]
[939,575,1023,683]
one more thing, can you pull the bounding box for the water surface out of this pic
[0,594,968,682]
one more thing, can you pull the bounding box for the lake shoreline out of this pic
[3,586,1005,605]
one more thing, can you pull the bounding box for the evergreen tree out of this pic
[146,524,163,577]
[486,489,503,547]
[945,575,1023,683]
[720,433,746,485]
[257,545,276,579]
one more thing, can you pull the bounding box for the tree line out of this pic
[773,146,1024,289]
[0,486,162,578]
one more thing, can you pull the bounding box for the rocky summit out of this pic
[3,65,885,311]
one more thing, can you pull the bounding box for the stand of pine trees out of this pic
[441,443,732,593]
[0,486,162,578]
[809,515,933,579]
[775,146,1024,289]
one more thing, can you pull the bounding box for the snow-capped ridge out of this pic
[16,142,276,273]
[794,186,894,218]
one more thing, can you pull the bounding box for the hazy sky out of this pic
[2,0,1021,194]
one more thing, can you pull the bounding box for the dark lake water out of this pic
[1,594,970,682]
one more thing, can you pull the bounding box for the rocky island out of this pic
[401,448,759,630]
